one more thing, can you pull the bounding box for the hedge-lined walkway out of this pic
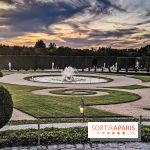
[0,123,87,132]
[1,142,150,150]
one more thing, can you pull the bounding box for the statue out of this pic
[115,62,118,70]
[8,62,11,71]
[103,62,106,70]
[135,60,139,70]
[52,62,54,70]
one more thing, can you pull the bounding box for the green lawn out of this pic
[0,83,140,117]
[133,75,150,82]
[50,88,140,106]
[0,83,115,117]
[106,84,149,90]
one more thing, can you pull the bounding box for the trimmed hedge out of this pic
[141,126,150,142]
[0,72,3,77]
[0,127,88,148]
[0,126,150,148]
[0,86,13,129]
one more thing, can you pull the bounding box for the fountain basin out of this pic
[28,75,108,84]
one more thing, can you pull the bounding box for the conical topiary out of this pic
[0,72,3,77]
[0,86,13,129]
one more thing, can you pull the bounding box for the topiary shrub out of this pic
[0,72,3,77]
[0,86,13,129]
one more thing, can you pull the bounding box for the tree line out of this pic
[0,40,149,57]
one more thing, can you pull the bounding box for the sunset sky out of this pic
[0,0,150,49]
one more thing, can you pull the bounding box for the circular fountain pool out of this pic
[29,75,107,84]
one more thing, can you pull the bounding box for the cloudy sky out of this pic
[0,0,150,49]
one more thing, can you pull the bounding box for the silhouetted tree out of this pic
[34,40,46,48]
[0,43,150,56]
[49,42,56,49]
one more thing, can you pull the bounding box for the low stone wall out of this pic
[1,142,150,150]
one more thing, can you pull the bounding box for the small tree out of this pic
[0,86,13,129]
[34,40,46,48]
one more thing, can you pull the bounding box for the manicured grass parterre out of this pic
[106,84,149,90]
[133,75,150,82]
[0,83,116,117]
[0,126,150,148]
[50,88,140,106]
[0,83,140,118]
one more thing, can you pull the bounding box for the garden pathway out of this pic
[32,88,109,97]
[11,109,36,121]
[0,122,150,132]
[92,88,150,118]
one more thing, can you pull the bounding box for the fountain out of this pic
[62,66,75,81]
[29,66,107,84]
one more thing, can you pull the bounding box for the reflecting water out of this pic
[30,76,107,84]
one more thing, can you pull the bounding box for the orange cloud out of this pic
[0,32,66,46]
[49,23,88,39]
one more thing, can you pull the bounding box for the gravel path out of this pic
[92,88,150,118]
[11,109,36,121]
[32,88,109,97]
[1,122,150,132]
[0,123,87,131]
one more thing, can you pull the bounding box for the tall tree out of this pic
[34,40,46,48]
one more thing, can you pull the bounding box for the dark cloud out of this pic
[145,11,150,17]
[112,40,138,45]
[1,0,122,39]
[136,20,150,25]
[63,38,102,48]
[62,37,133,48]
[0,0,149,48]
[0,0,34,4]
[0,0,13,4]
[0,0,90,37]
[88,28,139,38]
[86,0,126,17]
[96,0,126,12]
[141,34,150,38]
